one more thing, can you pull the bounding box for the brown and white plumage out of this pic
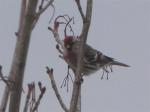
[63,36,130,76]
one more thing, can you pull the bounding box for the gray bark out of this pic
[8,0,38,112]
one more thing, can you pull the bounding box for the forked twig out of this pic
[29,82,36,112]
[31,82,46,112]
[64,17,74,37]
[23,83,34,112]
[32,0,55,29]
[0,65,15,89]
[37,0,54,17]
[46,67,69,112]
[23,82,46,112]
[61,65,74,92]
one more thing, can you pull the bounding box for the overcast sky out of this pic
[0,0,150,112]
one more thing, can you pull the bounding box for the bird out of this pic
[62,36,130,79]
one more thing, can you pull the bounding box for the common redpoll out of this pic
[63,36,130,79]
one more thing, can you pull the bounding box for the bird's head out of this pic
[63,36,75,51]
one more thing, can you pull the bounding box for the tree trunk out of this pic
[7,0,38,112]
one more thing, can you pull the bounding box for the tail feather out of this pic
[110,61,130,67]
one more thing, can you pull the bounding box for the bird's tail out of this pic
[110,60,130,67]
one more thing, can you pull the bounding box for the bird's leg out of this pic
[105,66,109,80]
[101,66,110,80]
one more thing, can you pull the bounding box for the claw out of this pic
[101,64,113,80]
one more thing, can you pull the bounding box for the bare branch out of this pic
[0,66,10,87]
[49,4,55,24]
[74,0,85,20]
[69,0,93,112]
[60,65,74,92]
[54,15,75,36]
[46,67,69,112]
[31,82,46,112]
[48,23,65,50]
[7,0,39,112]
[0,65,11,112]
[37,0,54,16]
[0,84,9,112]
[56,44,63,54]
[39,0,44,10]
[0,1,27,110]
[48,23,76,71]
[32,0,55,29]
[23,83,33,112]
[48,1,93,111]
[16,0,27,37]
[23,82,46,112]
[64,17,74,37]
[30,83,36,112]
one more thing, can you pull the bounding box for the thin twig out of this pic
[46,67,69,112]
[56,44,63,54]
[30,83,36,112]
[74,0,85,20]
[49,4,55,24]
[61,65,73,92]
[0,65,14,112]
[23,83,33,112]
[32,0,55,29]
[64,17,74,37]
[0,66,10,87]
[31,82,46,112]
[39,0,44,10]
[37,0,54,16]
[48,25,65,50]
[54,15,74,36]
[48,18,77,71]
[0,85,9,112]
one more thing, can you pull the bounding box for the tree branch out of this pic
[74,0,85,20]
[32,0,55,29]
[37,0,54,16]
[0,0,27,111]
[48,18,76,71]
[69,0,93,112]
[31,82,46,112]
[0,66,10,112]
[23,83,33,112]
[16,0,27,37]
[48,1,93,112]
[46,67,69,112]
[7,0,38,112]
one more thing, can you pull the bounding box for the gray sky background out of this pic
[0,0,150,112]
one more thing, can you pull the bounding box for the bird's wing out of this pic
[84,44,99,63]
